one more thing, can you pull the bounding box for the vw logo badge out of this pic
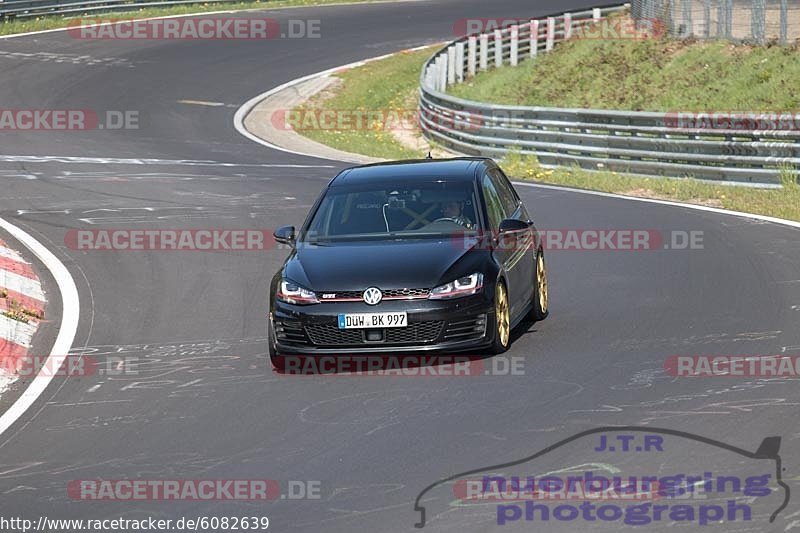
[362,287,382,305]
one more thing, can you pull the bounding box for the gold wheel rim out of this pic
[537,253,548,313]
[496,283,510,347]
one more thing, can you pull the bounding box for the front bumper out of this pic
[270,293,494,355]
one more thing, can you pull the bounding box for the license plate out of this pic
[337,312,407,329]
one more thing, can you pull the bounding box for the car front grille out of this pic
[384,288,430,298]
[274,320,310,345]
[319,287,430,301]
[304,325,364,346]
[385,321,443,343]
[442,314,487,342]
[305,320,444,346]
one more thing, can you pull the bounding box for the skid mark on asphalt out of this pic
[77,211,240,224]
[610,367,672,391]
[0,170,40,181]
[297,380,585,435]
[0,169,310,182]
[15,204,308,225]
[0,447,273,495]
[0,51,133,67]
[571,385,800,426]
[610,330,783,351]
[58,337,276,399]
[49,171,263,182]
[0,154,335,168]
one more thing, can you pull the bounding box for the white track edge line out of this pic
[233,44,436,161]
[513,182,800,230]
[0,218,80,437]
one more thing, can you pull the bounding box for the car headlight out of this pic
[428,273,484,300]
[276,279,319,305]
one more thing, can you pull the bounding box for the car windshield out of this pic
[302,181,481,242]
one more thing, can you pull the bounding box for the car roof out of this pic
[329,157,495,187]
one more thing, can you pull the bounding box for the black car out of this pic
[268,157,548,368]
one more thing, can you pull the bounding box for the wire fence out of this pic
[631,0,800,42]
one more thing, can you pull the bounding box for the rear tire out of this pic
[489,281,511,354]
[531,249,549,321]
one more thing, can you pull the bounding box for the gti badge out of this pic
[362,287,382,305]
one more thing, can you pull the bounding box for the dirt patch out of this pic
[625,187,724,208]
[303,77,343,108]
[389,126,453,157]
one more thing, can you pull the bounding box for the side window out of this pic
[489,168,519,218]
[481,174,505,230]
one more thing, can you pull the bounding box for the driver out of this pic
[441,201,474,228]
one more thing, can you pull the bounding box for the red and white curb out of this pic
[0,238,46,395]
[0,218,78,437]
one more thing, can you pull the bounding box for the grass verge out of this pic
[448,26,800,111]
[291,47,800,222]
[297,46,436,160]
[502,152,800,221]
[0,0,387,37]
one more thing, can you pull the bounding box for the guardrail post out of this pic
[455,42,465,82]
[682,0,693,37]
[780,0,788,43]
[479,34,489,71]
[592,7,601,21]
[447,46,456,86]
[436,55,446,91]
[530,19,540,57]
[467,36,477,77]
[752,0,766,44]
[510,25,519,66]
[546,17,555,51]
[494,29,503,68]
[563,13,572,39]
[718,0,732,39]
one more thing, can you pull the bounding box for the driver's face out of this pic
[443,202,461,218]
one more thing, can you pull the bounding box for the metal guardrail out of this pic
[418,4,799,184]
[0,0,238,19]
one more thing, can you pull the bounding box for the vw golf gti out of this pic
[268,157,548,368]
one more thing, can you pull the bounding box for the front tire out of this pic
[489,281,511,354]
[268,318,285,370]
[531,249,549,321]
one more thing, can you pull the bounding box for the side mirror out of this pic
[498,218,530,233]
[274,225,296,245]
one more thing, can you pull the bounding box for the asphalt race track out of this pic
[1,1,799,531]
